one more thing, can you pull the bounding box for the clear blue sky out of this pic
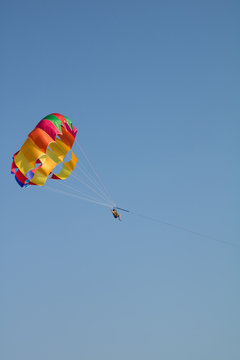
[1,1,239,359]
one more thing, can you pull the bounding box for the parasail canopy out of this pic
[11,113,78,187]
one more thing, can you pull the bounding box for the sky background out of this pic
[1,0,239,359]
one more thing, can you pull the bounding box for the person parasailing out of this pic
[111,208,121,221]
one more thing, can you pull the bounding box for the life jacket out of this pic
[112,211,119,218]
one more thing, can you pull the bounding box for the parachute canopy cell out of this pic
[11,113,78,187]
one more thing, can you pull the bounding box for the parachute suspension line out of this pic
[70,172,115,206]
[67,147,110,200]
[62,149,106,200]
[73,161,113,205]
[75,138,116,206]
[51,180,113,206]
[44,186,112,207]
[75,139,116,206]
[49,148,111,204]
[61,151,109,202]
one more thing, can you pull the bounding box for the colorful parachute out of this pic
[11,113,78,187]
